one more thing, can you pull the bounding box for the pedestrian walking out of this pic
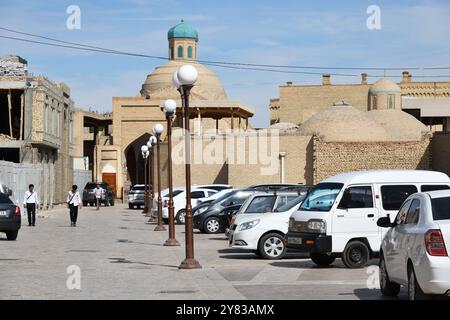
[67,185,82,227]
[23,184,39,227]
[94,184,103,210]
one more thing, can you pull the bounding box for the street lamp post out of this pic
[163,99,180,247]
[140,146,149,207]
[146,136,157,220]
[173,65,201,269]
[153,123,166,232]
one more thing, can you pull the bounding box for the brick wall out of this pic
[432,132,450,176]
[313,137,431,183]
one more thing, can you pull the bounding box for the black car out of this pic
[247,184,300,191]
[193,190,256,234]
[82,182,115,207]
[0,192,21,240]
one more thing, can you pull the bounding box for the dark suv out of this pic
[82,182,115,207]
[0,192,21,240]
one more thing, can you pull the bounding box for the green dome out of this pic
[168,21,198,40]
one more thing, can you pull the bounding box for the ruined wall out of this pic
[313,137,431,183]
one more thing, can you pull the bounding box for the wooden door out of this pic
[102,173,116,197]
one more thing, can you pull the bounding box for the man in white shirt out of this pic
[23,184,40,227]
[67,184,82,227]
[94,184,103,210]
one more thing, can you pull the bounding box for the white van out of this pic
[286,170,450,269]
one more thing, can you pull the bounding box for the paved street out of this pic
[0,204,407,300]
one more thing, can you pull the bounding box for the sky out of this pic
[1,0,450,127]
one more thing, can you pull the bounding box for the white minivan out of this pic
[286,170,450,269]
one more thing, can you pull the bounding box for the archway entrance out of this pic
[124,133,151,186]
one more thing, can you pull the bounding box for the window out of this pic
[338,186,373,209]
[191,191,205,199]
[0,192,13,204]
[388,94,395,109]
[431,197,450,220]
[405,199,420,224]
[207,191,217,197]
[222,191,252,207]
[372,96,377,110]
[395,199,411,225]
[245,196,276,213]
[177,46,183,58]
[170,47,174,60]
[187,46,193,58]
[421,185,450,192]
[275,195,298,210]
[275,196,304,212]
[381,185,417,211]
[299,183,343,212]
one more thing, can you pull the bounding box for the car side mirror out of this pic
[377,217,395,228]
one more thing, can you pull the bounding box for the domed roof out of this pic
[367,110,429,141]
[298,104,392,142]
[269,122,299,132]
[168,21,198,40]
[140,61,228,100]
[370,78,401,94]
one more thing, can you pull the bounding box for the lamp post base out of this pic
[154,225,166,231]
[164,238,180,246]
[179,258,202,269]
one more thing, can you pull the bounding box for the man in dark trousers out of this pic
[23,184,40,227]
[67,185,82,227]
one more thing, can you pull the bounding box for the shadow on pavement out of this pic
[108,257,179,269]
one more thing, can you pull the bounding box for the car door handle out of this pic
[367,214,374,218]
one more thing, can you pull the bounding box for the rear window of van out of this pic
[381,185,417,210]
[431,197,450,220]
[421,185,450,192]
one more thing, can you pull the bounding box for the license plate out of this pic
[0,210,8,217]
[288,237,302,245]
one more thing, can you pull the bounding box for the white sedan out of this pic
[229,196,305,259]
[378,190,450,300]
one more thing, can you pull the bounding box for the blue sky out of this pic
[1,0,450,127]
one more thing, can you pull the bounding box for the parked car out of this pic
[195,188,235,206]
[377,190,450,300]
[152,188,218,224]
[82,182,115,207]
[247,184,299,192]
[0,192,21,240]
[228,194,307,259]
[192,184,233,192]
[0,184,13,196]
[128,184,149,209]
[193,190,257,233]
[286,170,450,268]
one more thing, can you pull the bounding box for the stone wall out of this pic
[313,137,431,183]
[432,132,450,176]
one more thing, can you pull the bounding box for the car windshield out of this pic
[431,197,450,220]
[0,192,13,204]
[210,190,239,206]
[299,183,343,212]
[275,195,305,212]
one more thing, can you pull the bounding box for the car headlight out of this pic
[307,219,326,233]
[194,206,208,216]
[239,219,260,231]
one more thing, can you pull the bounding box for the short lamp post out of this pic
[163,99,180,246]
[140,145,149,210]
[173,65,201,269]
[153,123,166,232]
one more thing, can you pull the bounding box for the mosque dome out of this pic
[367,109,429,141]
[369,78,401,94]
[140,60,228,100]
[298,102,392,141]
[168,21,198,40]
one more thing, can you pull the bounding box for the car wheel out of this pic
[162,218,169,224]
[342,240,370,269]
[204,217,221,234]
[379,254,400,296]
[258,233,286,260]
[408,265,428,300]
[110,199,115,206]
[128,204,134,209]
[89,202,93,206]
[176,210,186,224]
[83,201,87,207]
[310,253,335,267]
[6,230,18,241]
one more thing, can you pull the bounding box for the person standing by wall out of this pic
[23,184,39,227]
[67,185,82,227]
